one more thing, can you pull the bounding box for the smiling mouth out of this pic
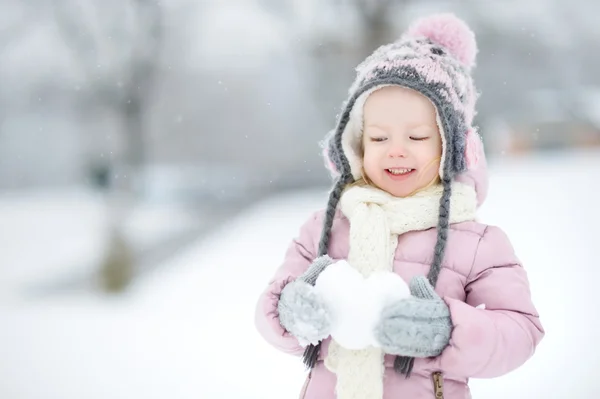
[386,168,414,175]
[384,168,416,180]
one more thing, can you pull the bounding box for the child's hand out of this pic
[277,256,334,346]
[373,276,452,357]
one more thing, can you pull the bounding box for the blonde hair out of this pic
[345,140,375,189]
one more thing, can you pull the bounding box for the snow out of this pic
[314,261,411,350]
[0,189,198,300]
[1,148,599,398]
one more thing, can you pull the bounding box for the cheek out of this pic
[424,139,442,159]
[362,146,383,174]
[362,148,376,169]
[416,142,442,171]
[416,157,441,183]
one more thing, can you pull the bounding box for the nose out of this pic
[388,141,408,158]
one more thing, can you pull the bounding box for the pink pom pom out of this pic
[407,13,477,69]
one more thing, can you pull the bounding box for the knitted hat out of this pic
[304,13,489,371]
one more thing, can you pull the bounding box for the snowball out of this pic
[314,260,411,350]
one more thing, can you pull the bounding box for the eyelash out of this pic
[370,137,429,142]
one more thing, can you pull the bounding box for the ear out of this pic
[464,127,484,170]
[321,130,341,178]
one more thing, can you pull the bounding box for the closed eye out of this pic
[410,136,430,141]
[370,137,387,142]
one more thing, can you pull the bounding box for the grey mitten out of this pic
[277,255,334,346]
[374,276,452,358]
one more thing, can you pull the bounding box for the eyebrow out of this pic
[364,123,435,131]
[364,124,389,131]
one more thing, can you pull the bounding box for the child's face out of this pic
[362,86,442,197]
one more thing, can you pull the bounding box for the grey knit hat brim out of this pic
[326,72,469,184]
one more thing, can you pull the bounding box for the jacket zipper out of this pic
[432,372,444,399]
[299,371,312,399]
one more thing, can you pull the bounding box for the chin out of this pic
[378,182,414,198]
[389,189,414,198]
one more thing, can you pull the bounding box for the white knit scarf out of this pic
[324,181,478,399]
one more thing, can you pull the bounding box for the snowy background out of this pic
[1,1,599,398]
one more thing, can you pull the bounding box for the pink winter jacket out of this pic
[254,165,544,398]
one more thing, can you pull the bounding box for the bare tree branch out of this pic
[125,0,164,103]
[0,1,37,49]
[0,22,30,51]
[353,0,410,56]
[51,0,100,81]
[355,0,394,27]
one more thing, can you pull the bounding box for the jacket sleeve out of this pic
[254,211,322,356]
[437,225,545,378]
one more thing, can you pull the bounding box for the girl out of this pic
[254,13,544,399]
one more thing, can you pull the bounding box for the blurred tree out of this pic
[300,0,413,127]
[354,0,397,56]
[466,0,600,152]
[52,0,165,292]
[52,0,163,175]
[0,5,30,140]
